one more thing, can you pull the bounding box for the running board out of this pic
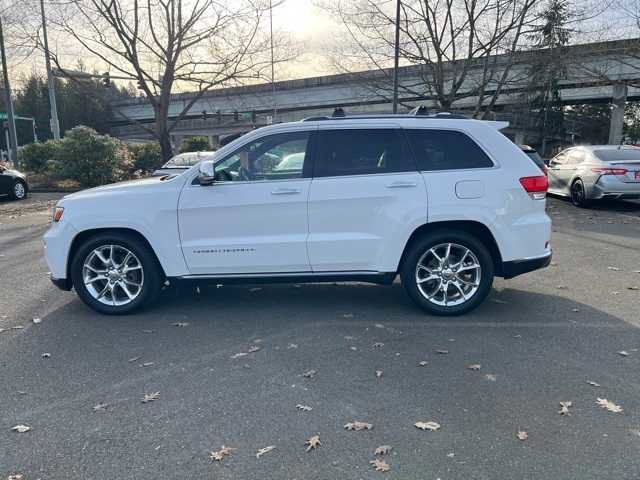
[171,271,396,286]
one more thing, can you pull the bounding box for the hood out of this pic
[2,168,25,178]
[62,175,174,201]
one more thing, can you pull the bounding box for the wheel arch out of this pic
[67,227,167,281]
[398,220,503,277]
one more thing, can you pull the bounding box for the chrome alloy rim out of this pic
[415,243,481,307]
[82,245,144,306]
[14,182,25,199]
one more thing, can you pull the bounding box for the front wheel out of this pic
[400,230,494,316]
[71,232,162,315]
[10,180,27,200]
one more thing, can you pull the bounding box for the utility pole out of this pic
[40,0,60,140]
[0,15,18,166]
[392,0,401,113]
[269,0,277,123]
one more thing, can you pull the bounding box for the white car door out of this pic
[307,125,427,273]
[178,130,313,275]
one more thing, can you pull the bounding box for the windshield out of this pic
[163,152,214,168]
[594,149,640,162]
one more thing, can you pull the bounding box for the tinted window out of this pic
[215,131,309,182]
[524,151,545,170]
[594,149,640,162]
[315,129,413,177]
[405,129,493,171]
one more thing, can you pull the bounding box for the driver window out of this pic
[550,152,567,167]
[214,131,309,182]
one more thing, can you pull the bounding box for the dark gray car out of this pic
[0,163,28,200]
[547,145,640,207]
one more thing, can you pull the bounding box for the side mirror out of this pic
[198,160,215,186]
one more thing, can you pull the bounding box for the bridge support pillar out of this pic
[608,82,627,145]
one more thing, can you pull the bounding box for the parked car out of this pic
[152,151,215,176]
[520,145,547,175]
[0,163,28,200]
[44,112,551,316]
[546,145,640,207]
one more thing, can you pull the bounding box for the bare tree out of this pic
[318,0,543,117]
[48,0,279,160]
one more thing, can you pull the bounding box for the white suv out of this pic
[44,113,552,316]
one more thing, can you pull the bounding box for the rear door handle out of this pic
[271,187,301,195]
[386,181,417,188]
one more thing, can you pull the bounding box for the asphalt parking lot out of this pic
[1,193,640,479]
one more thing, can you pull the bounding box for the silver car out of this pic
[152,151,215,177]
[547,145,640,207]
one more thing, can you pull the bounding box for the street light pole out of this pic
[392,0,401,113]
[40,0,61,140]
[269,0,277,123]
[0,15,19,166]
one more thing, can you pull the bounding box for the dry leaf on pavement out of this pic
[607,266,621,271]
[172,322,189,327]
[586,380,601,387]
[375,370,383,378]
[93,402,109,412]
[558,401,572,415]
[32,317,41,324]
[248,345,261,353]
[618,350,629,357]
[41,353,51,358]
[305,435,321,452]
[296,404,312,412]
[516,430,528,441]
[302,369,317,378]
[485,374,497,381]
[373,342,385,348]
[415,421,440,431]
[7,474,24,480]
[436,349,449,354]
[128,356,141,363]
[370,458,390,472]
[142,391,160,403]
[11,425,31,433]
[467,364,481,371]
[344,421,373,431]
[210,445,234,461]
[596,398,623,413]
[418,361,428,367]
[256,445,276,458]
[375,445,392,455]
[140,362,155,367]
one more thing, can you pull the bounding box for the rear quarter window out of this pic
[405,129,494,171]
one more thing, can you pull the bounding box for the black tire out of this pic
[570,179,590,208]
[71,232,163,315]
[9,180,27,200]
[400,229,494,316]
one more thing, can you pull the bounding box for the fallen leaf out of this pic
[373,342,385,348]
[467,364,481,371]
[596,398,623,413]
[256,445,276,458]
[172,322,189,327]
[305,435,321,452]
[558,401,573,416]
[142,391,160,403]
[287,343,298,349]
[248,345,261,353]
[436,349,449,354]
[128,356,141,363]
[375,445,392,455]
[513,334,522,339]
[607,266,621,271]
[414,421,440,431]
[11,425,31,433]
[485,374,497,381]
[418,361,428,367]
[628,286,639,291]
[586,380,601,387]
[32,317,42,324]
[210,445,234,461]
[344,421,373,431]
[93,402,109,412]
[230,352,248,359]
[296,404,312,412]
[7,474,24,480]
[375,370,383,378]
[370,458,390,472]
[41,353,51,358]
[302,369,317,378]
[571,308,580,312]
[516,430,528,441]
[350,346,358,351]
[618,350,629,357]
[611,291,620,296]
[374,323,385,329]
[140,362,155,367]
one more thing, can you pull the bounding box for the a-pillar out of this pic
[608,82,628,145]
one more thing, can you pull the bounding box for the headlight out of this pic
[52,206,64,222]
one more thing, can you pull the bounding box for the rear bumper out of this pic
[501,252,552,279]
[50,275,72,291]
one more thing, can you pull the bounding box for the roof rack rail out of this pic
[300,108,470,122]
[409,105,429,116]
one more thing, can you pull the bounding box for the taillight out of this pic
[591,167,628,175]
[519,175,548,200]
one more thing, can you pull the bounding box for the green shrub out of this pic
[18,141,59,174]
[49,126,133,187]
[130,142,163,174]
[179,136,210,153]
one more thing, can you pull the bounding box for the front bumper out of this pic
[501,252,552,279]
[50,275,72,291]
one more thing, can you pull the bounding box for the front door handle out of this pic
[386,181,417,188]
[271,187,301,195]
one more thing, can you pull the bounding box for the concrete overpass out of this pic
[110,39,640,149]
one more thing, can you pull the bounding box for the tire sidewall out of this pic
[571,179,589,208]
[11,180,27,200]
[400,230,494,316]
[71,232,161,315]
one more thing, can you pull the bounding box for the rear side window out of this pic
[314,129,414,177]
[405,129,493,171]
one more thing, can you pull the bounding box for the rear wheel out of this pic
[71,232,162,315]
[10,180,27,200]
[400,230,494,316]
[570,179,590,208]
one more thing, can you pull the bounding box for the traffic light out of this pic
[102,72,110,87]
